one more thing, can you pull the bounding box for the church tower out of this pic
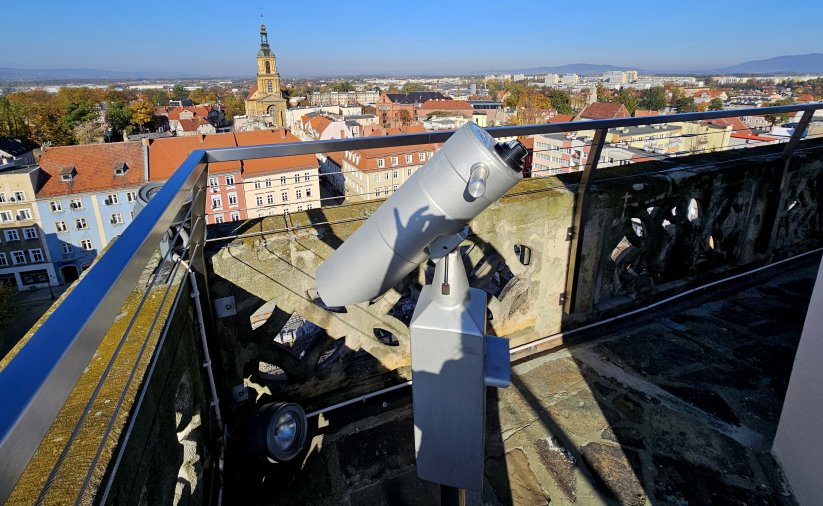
[244,23,287,127]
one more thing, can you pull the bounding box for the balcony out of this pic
[1,104,822,504]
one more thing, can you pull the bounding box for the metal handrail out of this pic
[0,102,821,502]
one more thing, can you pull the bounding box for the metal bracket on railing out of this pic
[782,110,814,161]
[563,128,608,314]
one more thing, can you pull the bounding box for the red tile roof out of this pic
[176,117,212,132]
[234,129,317,176]
[38,142,145,197]
[633,109,659,117]
[548,114,574,123]
[707,117,750,135]
[344,140,439,174]
[797,94,815,102]
[246,83,258,100]
[148,133,239,180]
[306,115,332,135]
[580,102,630,120]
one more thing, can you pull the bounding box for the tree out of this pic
[143,88,170,106]
[547,90,573,115]
[73,119,106,144]
[765,97,795,126]
[171,84,188,100]
[398,109,413,126]
[362,105,376,115]
[0,284,16,328]
[401,82,425,93]
[127,99,155,132]
[638,87,666,111]
[596,82,611,102]
[105,99,132,141]
[515,87,552,125]
[426,110,453,119]
[614,88,638,115]
[708,98,724,111]
[675,97,696,112]
[0,96,30,141]
[222,93,246,120]
[331,81,354,92]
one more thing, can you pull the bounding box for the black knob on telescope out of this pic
[494,139,527,173]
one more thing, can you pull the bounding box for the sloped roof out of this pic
[38,142,145,197]
[0,137,32,158]
[233,129,317,176]
[633,109,659,117]
[385,92,448,104]
[246,83,258,100]
[148,133,240,180]
[175,117,212,132]
[580,102,630,120]
[548,114,574,123]
[307,115,332,134]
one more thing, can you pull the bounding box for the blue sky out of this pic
[3,0,822,76]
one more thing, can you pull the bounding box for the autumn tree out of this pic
[0,96,29,141]
[127,99,155,132]
[708,97,724,111]
[765,97,795,126]
[638,87,666,111]
[515,87,552,125]
[331,81,355,92]
[143,88,170,106]
[221,93,246,120]
[171,84,188,100]
[675,97,696,112]
[398,109,413,126]
[401,82,425,93]
[596,82,611,102]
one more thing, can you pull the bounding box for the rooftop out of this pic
[38,142,145,197]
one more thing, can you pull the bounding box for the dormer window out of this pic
[114,161,128,176]
[60,166,77,182]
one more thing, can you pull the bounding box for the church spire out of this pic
[258,21,272,57]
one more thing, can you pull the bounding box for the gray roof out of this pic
[385,92,448,104]
[0,137,32,158]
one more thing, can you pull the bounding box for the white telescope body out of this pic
[315,122,524,307]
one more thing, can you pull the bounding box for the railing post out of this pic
[782,110,814,161]
[563,128,608,314]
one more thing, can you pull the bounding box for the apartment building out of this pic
[36,143,145,283]
[340,142,438,202]
[0,165,55,290]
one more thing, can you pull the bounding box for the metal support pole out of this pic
[563,128,608,314]
[782,110,814,161]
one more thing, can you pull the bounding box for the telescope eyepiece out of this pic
[493,139,527,173]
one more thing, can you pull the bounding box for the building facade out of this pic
[36,143,145,284]
[0,165,55,290]
[244,23,288,127]
[340,143,438,202]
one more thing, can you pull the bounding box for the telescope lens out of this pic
[274,413,298,449]
[493,140,527,173]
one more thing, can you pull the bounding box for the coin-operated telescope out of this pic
[316,122,526,492]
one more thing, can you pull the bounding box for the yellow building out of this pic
[244,23,287,127]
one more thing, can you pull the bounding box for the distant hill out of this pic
[0,67,196,81]
[709,53,823,74]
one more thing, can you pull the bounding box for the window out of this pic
[81,239,94,251]
[307,203,313,210]
[75,218,88,230]
[254,181,261,189]
[377,158,385,168]
[265,178,272,188]
[225,175,235,187]
[0,193,5,202]
[111,213,124,224]
[17,209,32,221]
[0,253,6,266]
[280,176,287,186]
[4,230,19,241]
[256,196,264,206]
[374,174,380,182]
[306,188,312,197]
[393,185,398,191]
[228,193,238,207]
[61,243,72,255]
[211,196,222,209]
[407,168,413,176]
[293,174,300,184]
[12,250,26,264]
[29,249,44,263]
[281,191,289,202]
[23,227,37,239]
[375,188,382,197]
[266,80,273,93]
[0,211,11,222]
[230,211,240,222]
[214,214,224,224]
[267,194,274,205]
[70,198,83,210]
[13,191,25,202]
[393,170,398,179]
[50,201,63,212]
[296,189,303,199]
[297,205,303,212]
[419,152,426,162]
[427,152,433,160]
[304,172,310,182]
[126,191,136,202]
[56,221,67,233]
[405,155,412,164]
[391,156,398,166]
[105,194,119,205]
[209,177,218,191]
